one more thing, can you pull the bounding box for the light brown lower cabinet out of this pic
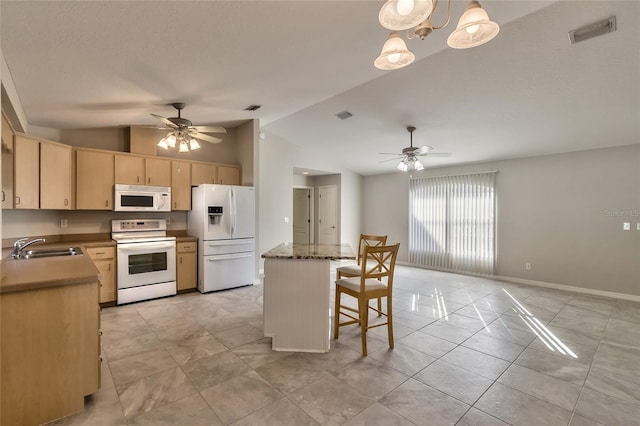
[87,246,117,304]
[177,241,197,292]
[0,281,100,425]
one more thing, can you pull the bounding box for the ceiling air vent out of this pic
[335,110,353,120]
[244,105,261,111]
[569,16,616,45]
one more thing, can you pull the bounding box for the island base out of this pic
[263,258,331,353]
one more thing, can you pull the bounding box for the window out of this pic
[409,172,496,275]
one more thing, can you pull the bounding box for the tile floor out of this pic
[50,265,640,426]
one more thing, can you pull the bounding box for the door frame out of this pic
[293,185,314,244]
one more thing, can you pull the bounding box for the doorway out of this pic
[293,187,313,244]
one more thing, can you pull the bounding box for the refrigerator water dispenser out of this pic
[208,206,223,225]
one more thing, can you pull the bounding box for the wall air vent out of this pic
[335,110,353,120]
[569,16,616,45]
[244,105,262,111]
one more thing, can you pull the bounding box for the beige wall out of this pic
[364,144,640,298]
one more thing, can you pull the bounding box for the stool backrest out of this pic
[357,234,388,265]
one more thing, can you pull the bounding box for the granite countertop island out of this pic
[262,243,355,260]
[262,242,354,353]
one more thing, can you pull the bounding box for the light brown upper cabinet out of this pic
[2,113,15,209]
[191,163,217,185]
[145,157,171,186]
[171,161,191,211]
[115,154,170,187]
[40,141,73,209]
[114,154,144,185]
[76,149,114,210]
[13,135,40,209]
[217,165,241,185]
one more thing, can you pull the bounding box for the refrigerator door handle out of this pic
[229,189,236,236]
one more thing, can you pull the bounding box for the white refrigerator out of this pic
[188,184,256,292]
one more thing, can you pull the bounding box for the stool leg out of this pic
[360,296,368,356]
[334,287,341,339]
[387,296,394,349]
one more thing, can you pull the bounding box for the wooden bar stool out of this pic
[334,243,400,356]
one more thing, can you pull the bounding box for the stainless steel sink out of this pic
[19,246,83,259]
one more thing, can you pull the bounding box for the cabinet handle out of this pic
[99,330,103,336]
[64,198,69,206]
[137,176,140,183]
[15,196,20,205]
[1,191,4,202]
[105,200,109,208]
[148,177,151,184]
[180,256,183,264]
[107,264,111,271]
[96,251,105,255]
[174,201,177,209]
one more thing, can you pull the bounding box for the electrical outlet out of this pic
[60,219,68,228]
[623,222,631,231]
[637,222,640,231]
[525,263,532,271]
[284,217,289,223]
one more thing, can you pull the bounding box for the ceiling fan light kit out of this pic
[380,125,452,172]
[153,102,226,153]
[375,0,500,70]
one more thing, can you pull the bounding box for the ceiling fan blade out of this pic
[379,156,404,163]
[150,113,178,128]
[417,145,434,155]
[192,125,227,134]
[379,152,403,155]
[427,153,452,157]
[193,132,222,144]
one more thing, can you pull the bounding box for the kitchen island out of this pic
[262,242,355,353]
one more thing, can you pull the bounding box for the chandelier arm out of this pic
[430,0,452,30]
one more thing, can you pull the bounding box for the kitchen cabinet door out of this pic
[14,135,40,209]
[115,154,144,185]
[177,241,197,292]
[40,141,73,209]
[191,163,217,185]
[171,160,191,210]
[2,113,14,209]
[217,165,241,185]
[76,149,114,210]
[87,246,116,304]
[145,157,171,186]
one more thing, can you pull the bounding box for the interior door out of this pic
[293,188,310,244]
[318,185,338,245]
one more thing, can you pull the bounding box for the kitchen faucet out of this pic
[11,237,46,259]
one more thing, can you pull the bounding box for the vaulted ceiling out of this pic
[2,1,638,175]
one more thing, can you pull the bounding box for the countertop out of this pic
[1,244,101,294]
[262,243,355,260]
[1,234,197,294]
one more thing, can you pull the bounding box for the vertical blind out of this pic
[409,171,496,275]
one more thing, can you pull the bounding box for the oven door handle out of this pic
[118,241,175,252]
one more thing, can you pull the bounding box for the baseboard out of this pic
[495,275,640,303]
[395,261,640,302]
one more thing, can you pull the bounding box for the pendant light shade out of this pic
[375,32,415,70]
[189,139,201,150]
[379,0,434,31]
[447,0,499,49]
[157,137,169,150]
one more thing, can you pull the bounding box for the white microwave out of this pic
[114,184,171,212]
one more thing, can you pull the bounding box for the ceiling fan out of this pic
[151,102,226,150]
[380,126,451,171]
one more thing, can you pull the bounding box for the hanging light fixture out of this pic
[379,0,434,31]
[374,0,499,70]
[374,32,415,70]
[397,155,425,172]
[447,0,500,49]
[157,129,201,152]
